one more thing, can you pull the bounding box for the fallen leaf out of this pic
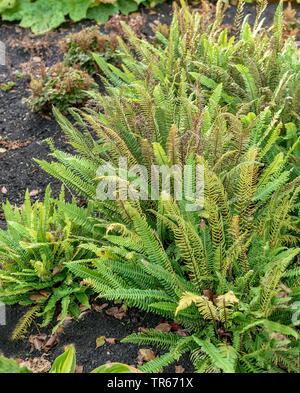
[29,293,49,301]
[19,356,51,373]
[0,186,7,194]
[175,365,185,373]
[105,337,117,345]
[52,266,61,276]
[43,334,59,352]
[29,334,48,351]
[0,139,31,151]
[96,336,106,348]
[29,189,39,197]
[76,365,84,373]
[155,322,172,332]
[105,306,126,320]
[137,348,156,364]
[92,303,108,312]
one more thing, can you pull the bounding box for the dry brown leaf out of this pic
[155,322,172,332]
[29,293,49,301]
[105,306,126,320]
[29,334,48,351]
[19,356,51,373]
[0,139,31,151]
[137,348,156,364]
[43,334,59,352]
[105,337,117,345]
[92,303,108,312]
[75,365,84,373]
[175,365,185,373]
[29,189,39,197]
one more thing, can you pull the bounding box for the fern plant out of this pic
[64,130,300,372]
[37,1,300,194]
[0,186,101,337]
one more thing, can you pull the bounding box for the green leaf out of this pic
[0,356,31,373]
[86,3,118,23]
[50,345,76,373]
[117,0,139,15]
[241,320,299,340]
[19,0,66,34]
[62,0,91,22]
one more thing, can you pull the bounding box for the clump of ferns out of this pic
[0,186,101,339]
[63,130,300,372]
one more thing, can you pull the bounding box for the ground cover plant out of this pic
[0,186,101,337]
[0,0,300,373]
[28,63,97,112]
[0,0,163,34]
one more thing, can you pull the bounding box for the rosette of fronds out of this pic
[0,186,101,338]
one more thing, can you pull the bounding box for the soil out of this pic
[0,0,299,372]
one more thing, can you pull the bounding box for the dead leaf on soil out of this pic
[105,337,117,345]
[0,139,32,152]
[96,335,106,348]
[137,348,156,364]
[105,306,126,320]
[29,334,48,351]
[19,356,51,373]
[92,303,109,313]
[76,365,84,373]
[43,334,59,352]
[29,292,49,301]
[29,189,40,197]
[175,365,185,373]
[155,322,172,332]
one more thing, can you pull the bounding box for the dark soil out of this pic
[0,0,299,372]
[0,304,193,373]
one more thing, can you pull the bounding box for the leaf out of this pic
[0,356,31,373]
[62,0,91,22]
[175,365,185,373]
[193,337,236,373]
[241,319,299,339]
[155,322,172,332]
[0,0,17,13]
[50,345,76,373]
[118,0,139,15]
[29,189,39,197]
[19,357,51,373]
[105,337,117,345]
[19,0,66,35]
[96,336,106,348]
[138,348,156,364]
[105,306,126,320]
[86,3,118,23]
[175,292,201,315]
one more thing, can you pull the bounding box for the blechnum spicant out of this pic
[0,186,103,338]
